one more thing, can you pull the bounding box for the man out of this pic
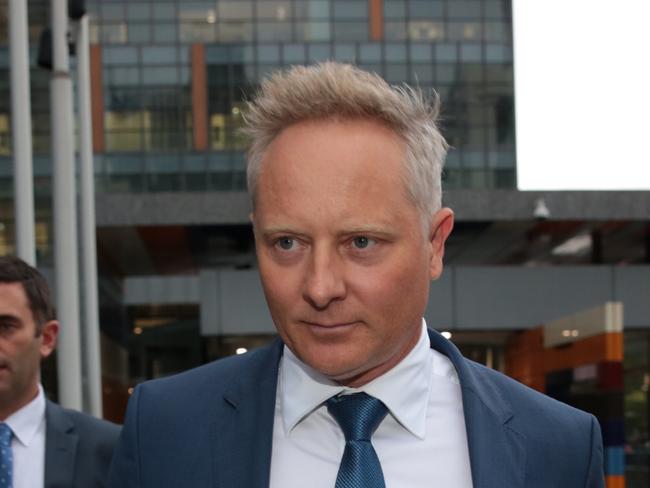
[0,255,119,487]
[110,62,603,487]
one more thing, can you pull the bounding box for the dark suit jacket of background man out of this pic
[44,400,120,488]
[109,329,604,488]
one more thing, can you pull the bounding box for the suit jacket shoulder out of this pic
[429,329,604,487]
[109,339,284,488]
[45,400,121,488]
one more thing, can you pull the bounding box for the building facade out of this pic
[0,0,649,485]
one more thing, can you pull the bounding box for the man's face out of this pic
[253,118,453,387]
[0,282,57,419]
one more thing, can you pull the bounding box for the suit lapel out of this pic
[428,330,526,488]
[212,339,283,488]
[44,401,78,488]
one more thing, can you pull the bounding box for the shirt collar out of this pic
[280,320,433,439]
[4,384,46,447]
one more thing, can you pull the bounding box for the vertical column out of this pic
[51,0,83,410]
[78,15,103,418]
[192,43,208,151]
[9,0,36,264]
[369,0,384,41]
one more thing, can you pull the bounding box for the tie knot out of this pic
[0,423,11,447]
[327,392,388,442]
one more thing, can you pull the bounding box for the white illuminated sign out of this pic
[513,0,650,190]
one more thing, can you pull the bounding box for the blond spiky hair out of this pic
[243,62,448,221]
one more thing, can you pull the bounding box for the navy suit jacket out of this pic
[45,400,121,488]
[109,329,604,487]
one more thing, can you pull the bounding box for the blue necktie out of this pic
[0,422,13,488]
[327,392,388,488]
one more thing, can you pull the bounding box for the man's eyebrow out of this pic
[257,226,306,237]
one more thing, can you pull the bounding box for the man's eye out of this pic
[352,236,375,249]
[276,237,296,250]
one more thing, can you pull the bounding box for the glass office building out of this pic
[0,1,649,485]
[93,0,515,192]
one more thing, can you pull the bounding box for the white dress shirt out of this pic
[4,385,45,488]
[269,321,473,487]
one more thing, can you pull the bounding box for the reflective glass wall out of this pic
[81,0,516,192]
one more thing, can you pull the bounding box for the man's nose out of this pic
[302,248,347,310]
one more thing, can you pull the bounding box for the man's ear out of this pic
[39,320,59,360]
[428,207,455,280]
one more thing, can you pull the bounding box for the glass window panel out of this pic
[485,45,511,63]
[408,21,444,41]
[229,45,255,64]
[408,0,443,18]
[484,65,513,84]
[258,44,281,63]
[283,44,306,63]
[105,111,143,130]
[333,43,356,62]
[257,64,283,82]
[257,1,292,20]
[179,22,217,42]
[410,64,434,84]
[385,22,407,41]
[445,150,461,168]
[385,63,408,83]
[179,3,216,22]
[128,23,152,43]
[104,46,139,65]
[436,64,457,83]
[179,47,189,64]
[145,154,181,173]
[463,151,486,168]
[410,43,432,62]
[206,46,230,63]
[359,43,381,62]
[333,22,368,41]
[153,23,178,42]
[105,155,144,175]
[295,21,331,41]
[459,63,483,83]
[384,0,406,19]
[257,22,293,42]
[141,46,177,64]
[218,1,253,19]
[101,4,124,21]
[218,22,254,42]
[448,22,482,41]
[385,43,407,62]
[485,1,508,19]
[295,0,331,19]
[142,67,179,85]
[184,154,207,173]
[333,0,367,19]
[485,22,511,42]
[152,3,176,20]
[435,44,457,62]
[105,132,143,151]
[126,3,151,20]
[179,67,190,84]
[448,1,481,19]
[106,67,140,85]
[101,23,128,44]
[308,44,332,62]
[357,63,383,77]
[460,43,482,62]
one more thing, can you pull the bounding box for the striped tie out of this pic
[327,393,388,488]
[0,423,12,488]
